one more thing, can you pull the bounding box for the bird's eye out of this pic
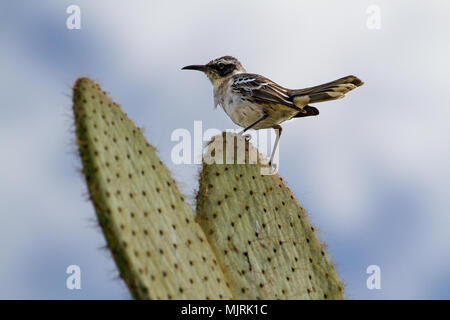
[217,63,225,69]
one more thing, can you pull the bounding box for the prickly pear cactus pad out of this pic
[196,133,344,299]
[72,77,232,299]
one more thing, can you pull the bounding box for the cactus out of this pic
[72,77,343,300]
[196,133,344,299]
[72,77,232,299]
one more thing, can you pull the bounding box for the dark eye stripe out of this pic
[211,64,223,71]
[213,63,235,76]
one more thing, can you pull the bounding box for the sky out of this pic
[1,0,449,299]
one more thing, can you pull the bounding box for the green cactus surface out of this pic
[196,133,344,299]
[72,77,232,299]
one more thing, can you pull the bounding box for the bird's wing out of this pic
[230,73,299,109]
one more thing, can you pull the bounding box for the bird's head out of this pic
[182,56,246,85]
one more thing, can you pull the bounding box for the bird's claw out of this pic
[238,131,252,141]
[260,161,277,175]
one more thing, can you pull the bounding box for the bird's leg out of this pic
[238,112,268,141]
[269,125,282,166]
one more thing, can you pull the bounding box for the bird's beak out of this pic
[181,64,208,72]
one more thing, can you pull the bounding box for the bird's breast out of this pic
[217,86,297,130]
[221,91,263,128]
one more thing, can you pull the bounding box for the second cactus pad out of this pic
[196,133,344,299]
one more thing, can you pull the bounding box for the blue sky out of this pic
[1,0,449,299]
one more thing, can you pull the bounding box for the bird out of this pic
[182,56,363,166]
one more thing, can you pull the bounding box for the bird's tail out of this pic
[289,75,363,106]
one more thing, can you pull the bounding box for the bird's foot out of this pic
[238,130,252,141]
[260,161,277,175]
